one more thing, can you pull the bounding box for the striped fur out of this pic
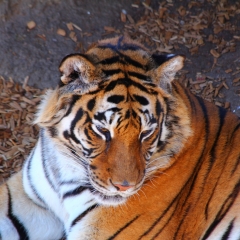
[0,36,239,240]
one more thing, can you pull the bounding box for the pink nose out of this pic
[112,180,133,191]
[113,184,132,191]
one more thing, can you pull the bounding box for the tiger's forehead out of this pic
[86,37,152,74]
[78,78,161,115]
[59,37,168,127]
[69,81,160,134]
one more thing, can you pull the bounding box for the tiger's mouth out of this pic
[88,177,145,206]
[89,186,128,206]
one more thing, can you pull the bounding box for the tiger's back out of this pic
[0,36,239,240]
[76,81,240,240]
[65,38,240,239]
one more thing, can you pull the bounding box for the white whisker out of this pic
[138,188,147,199]
[142,182,155,189]
[147,154,172,166]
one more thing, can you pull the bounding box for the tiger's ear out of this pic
[152,54,185,91]
[58,54,102,93]
[59,54,96,85]
[34,54,102,127]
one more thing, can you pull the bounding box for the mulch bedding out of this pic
[1,0,240,182]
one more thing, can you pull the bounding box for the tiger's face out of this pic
[59,80,163,205]
[35,37,187,206]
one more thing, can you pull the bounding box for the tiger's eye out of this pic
[97,127,111,142]
[140,130,152,142]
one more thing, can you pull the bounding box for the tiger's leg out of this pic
[61,190,98,239]
[0,171,64,240]
[21,131,98,239]
[0,183,19,240]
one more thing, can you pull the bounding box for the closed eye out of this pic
[96,126,111,142]
[139,129,153,142]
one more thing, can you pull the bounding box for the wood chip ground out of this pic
[0,77,43,183]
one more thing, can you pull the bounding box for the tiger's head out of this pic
[34,37,191,206]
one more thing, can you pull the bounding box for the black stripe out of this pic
[150,132,160,145]
[195,96,210,141]
[60,179,83,185]
[26,145,47,208]
[172,82,197,114]
[208,106,227,165]
[232,154,240,175]
[133,94,149,105]
[89,124,102,139]
[149,200,179,239]
[116,115,123,128]
[7,185,29,240]
[41,130,58,192]
[71,204,98,227]
[87,151,102,159]
[102,69,122,76]
[109,106,121,113]
[155,100,162,116]
[97,44,118,51]
[153,160,204,239]
[146,94,210,238]
[202,180,240,240]
[63,186,87,199]
[164,83,233,239]
[105,78,150,94]
[123,54,145,69]
[170,95,215,238]
[99,53,145,70]
[204,107,228,219]
[128,71,149,81]
[94,111,106,122]
[104,80,118,92]
[125,110,130,119]
[131,80,150,94]
[229,123,240,174]
[63,130,70,140]
[221,219,234,240]
[47,126,58,138]
[119,43,143,51]
[107,215,139,240]
[70,108,84,144]
[83,111,91,125]
[107,95,125,104]
[82,144,94,156]
[64,95,81,117]
[84,128,92,141]
[231,122,240,136]
[100,56,120,65]
[140,185,181,239]
[87,97,96,111]
[88,87,103,95]
[139,130,151,143]
[132,109,137,119]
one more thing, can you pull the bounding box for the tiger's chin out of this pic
[90,188,128,206]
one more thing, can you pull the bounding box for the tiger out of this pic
[0,36,240,240]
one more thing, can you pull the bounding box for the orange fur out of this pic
[76,82,240,239]
[35,37,240,239]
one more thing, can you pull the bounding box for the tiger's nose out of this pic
[112,180,133,191]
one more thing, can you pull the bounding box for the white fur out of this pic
[160,118,169,142]
[0,217,19,240]
[0,129,98,240]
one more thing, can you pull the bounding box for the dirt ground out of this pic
[0,0,240,116]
